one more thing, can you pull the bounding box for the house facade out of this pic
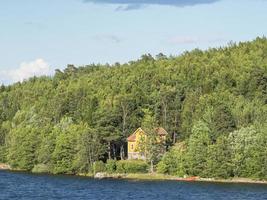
[127,127,168,160]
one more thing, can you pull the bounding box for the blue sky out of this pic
[0,0,267,84]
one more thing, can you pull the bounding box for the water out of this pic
[0,171,267,200]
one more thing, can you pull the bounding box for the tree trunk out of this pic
[162,100,168,129]
[108,141,111,160]
[173,114,178,144]
[112,143,116,159]
[120,145,125,160]
[121,102,128,160]
[173,132,176,144]
[150,160,154,173]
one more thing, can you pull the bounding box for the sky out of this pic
[0,0,267,84]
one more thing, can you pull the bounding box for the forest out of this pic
[0,37,266,179]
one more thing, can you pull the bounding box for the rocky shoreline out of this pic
[1,167,267,185]
[0,163,11,170]
[93,172,267,185]
[198,177,267,185]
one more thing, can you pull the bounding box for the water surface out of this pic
[0,171,267,200]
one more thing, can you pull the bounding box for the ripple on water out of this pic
[0,171,267,200]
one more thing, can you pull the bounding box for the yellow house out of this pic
[127,127,168,160]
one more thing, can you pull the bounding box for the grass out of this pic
[125,173,176,181]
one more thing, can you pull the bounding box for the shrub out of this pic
[106,159,117,173]
[116,160,148,173]
[157,143,186,177]
[0,146,7,163]
[93,161,106,174]
[32,164,49,173]
[157,161,168,174]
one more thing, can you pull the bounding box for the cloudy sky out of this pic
[0,0,267,84]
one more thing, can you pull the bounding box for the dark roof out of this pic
[155,127,168,136]
[127,127,143,142]
[127,134,136,142]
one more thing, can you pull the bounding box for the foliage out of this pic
[206,136,233,178]
[32,164,49,173]
[228,126,267,178]
[116,160,148,173]
[106,159,117,173]
[185,121,211,176]
[157,143,186,176]
[93,161,106,174]
[140,109,166,172]
[0,38,266,179]
[157,125,267,179]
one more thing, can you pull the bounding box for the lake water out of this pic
[0,171,267,200]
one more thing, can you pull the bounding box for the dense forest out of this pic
[0,37,266,179]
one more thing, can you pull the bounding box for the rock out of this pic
[94,172,108,179]
[0,163,11,170]
[94,172,127,179]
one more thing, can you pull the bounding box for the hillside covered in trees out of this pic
[0,37,266,179]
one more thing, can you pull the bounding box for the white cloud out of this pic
[0,59,52,84]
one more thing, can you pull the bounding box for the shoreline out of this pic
[197,177,267,185]
[0,163,11,170]
[1,163,266,185]
[92,172,267,185]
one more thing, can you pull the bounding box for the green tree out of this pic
[206,136,233,178]
[229,126,267,178]
[141,109,165,172]
[186,121,211,176]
